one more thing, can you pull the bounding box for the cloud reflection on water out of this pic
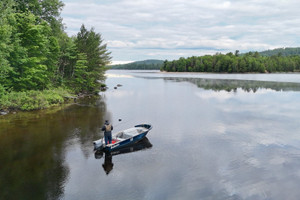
[156,75,300,199]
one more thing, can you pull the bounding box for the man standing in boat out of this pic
[102,120,113,146]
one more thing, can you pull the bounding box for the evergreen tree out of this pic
[74,24,111,93]
[72,53,89,93]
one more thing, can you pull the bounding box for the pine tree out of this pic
[74,24,111,93]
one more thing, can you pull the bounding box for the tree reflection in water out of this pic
[163,77,300,92]
[0,96,107,200]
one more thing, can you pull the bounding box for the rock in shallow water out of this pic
[0,111,9,115]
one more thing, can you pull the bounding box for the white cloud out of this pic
[61,0,300,62]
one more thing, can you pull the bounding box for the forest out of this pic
[258,47,300,57]
[110,59,163,70]
[161,51,300,73]
[0,0,111,111]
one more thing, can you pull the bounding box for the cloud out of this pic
[61,0,300,62]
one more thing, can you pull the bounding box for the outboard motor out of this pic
[93,139,104,150]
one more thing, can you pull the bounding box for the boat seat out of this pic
[137,128,146,133]
[115,132,131,139]
[122,134,131,139]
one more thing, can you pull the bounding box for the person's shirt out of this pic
[102,124,113,132]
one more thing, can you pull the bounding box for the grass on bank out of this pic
[0,88,74,111]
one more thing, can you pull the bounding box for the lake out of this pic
[1,70,300,200]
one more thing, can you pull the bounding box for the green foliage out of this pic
[72,25,111,93]
[0,84,6,97]
[14,0,65,36]
[259,47,300,57]
[57,33,77,83]
[0,1,111,111]
[161,51,300,73]
[0,0,15,89]
[76,25,110,69]
[8,11,60,91]
[0,88,72,111]
[70,53,89,93]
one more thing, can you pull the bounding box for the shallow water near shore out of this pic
[1,70,300,200]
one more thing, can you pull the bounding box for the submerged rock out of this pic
[0,111,9,115]
[100,86,108,91]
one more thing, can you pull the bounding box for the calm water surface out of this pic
[1,70,300,200]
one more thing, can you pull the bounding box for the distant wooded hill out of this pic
[258,47,300,56]
[109,48,300,72]
[109,59,164,70]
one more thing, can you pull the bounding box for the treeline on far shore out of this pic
[110,59,163,70]
[0,0,111,112]
[161,51,300,73]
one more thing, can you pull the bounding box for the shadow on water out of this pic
[94,137,153,175]
[163,77,300,92]
[0,96,107,200]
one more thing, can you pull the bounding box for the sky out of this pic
[61,0,300,64]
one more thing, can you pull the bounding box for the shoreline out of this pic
[0,89,102,116]
[0,97,74,116]
[108,69,300,74]
[0,95,99,116]
[159,70,300,74]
